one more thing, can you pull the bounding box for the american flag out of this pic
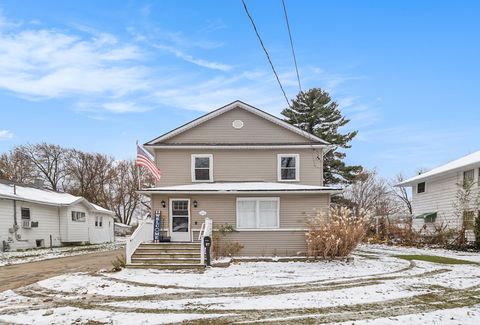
[136,146,162,181]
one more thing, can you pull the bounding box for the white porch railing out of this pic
[126,218,154,264]
[199,217,213,265]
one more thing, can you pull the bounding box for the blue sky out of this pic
[0,0,479,179]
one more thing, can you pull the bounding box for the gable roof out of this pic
[145,100,330,146]
[397,150,480,186]
[0,180,114,215]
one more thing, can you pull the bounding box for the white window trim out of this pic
[191,154,214,182]
[236,197,280,230]
[277,154,300,182]
[417,181,427,194]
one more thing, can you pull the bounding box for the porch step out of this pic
[129,242,204,270]
[126,263,205,270]
[131,257,201,264]
[132,252,201,259]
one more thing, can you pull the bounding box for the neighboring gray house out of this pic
[131,100,340,263]
[397,151,480,241]
[0,180,115,251]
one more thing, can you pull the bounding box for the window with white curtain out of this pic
[236,198,279,229]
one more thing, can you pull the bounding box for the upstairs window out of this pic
[417,182,426,194]
[278,154,300,181]
[71,211,86,222]
[21,208,31,220]
[191,154,213,182]
[463,169,474,188]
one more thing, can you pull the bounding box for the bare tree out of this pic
[106,160,153,225]
[18,143,68,191]
[65,150,116,207]
[391,174,413,215]
[452,178,480,246]
[0,148,36,183]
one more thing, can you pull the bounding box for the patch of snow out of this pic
[0,306,229,325]
[106,257,409,288]
[328,304,480,325]
[38,273,190,297]
[0,242,122,267]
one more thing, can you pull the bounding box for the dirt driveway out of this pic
[0,248,123,292]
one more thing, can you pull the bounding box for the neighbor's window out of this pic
[463,169,475,188]
[417,182,426,194]
[71,211,86,222]
[278,154,299,181]
[463,211,475,230]
[21,208,31,220]
[237,198,279,229]
[95,216,103,227]
[191,154,213,182]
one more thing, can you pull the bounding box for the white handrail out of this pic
[199,217,212,265]
[125,218,154,264]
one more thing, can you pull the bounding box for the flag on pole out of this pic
[136,145,162,181]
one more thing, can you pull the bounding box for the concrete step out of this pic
[132,257,201,264]
[139,243,201,249]
[126,263,205,270]
[132,252,201,259]
[135,247,200,254]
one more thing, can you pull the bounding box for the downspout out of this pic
[12,184,17,226]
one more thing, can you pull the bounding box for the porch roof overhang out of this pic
[415,212,437,220]
[137,182,342,195]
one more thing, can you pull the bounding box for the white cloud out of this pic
[0,130,13,140]
[153,44,233,71]
[0,23,150,109]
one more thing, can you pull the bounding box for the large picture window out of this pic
[236,197,279,229]
[191,154,213,182]
[277,154,299,181]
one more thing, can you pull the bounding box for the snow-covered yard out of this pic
[0,244,479,324]
[0,239,125,267]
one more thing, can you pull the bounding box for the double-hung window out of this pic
[95,216,103,227]
[463,169,474,188]
[417,182,426,194]
[191,154,213,182]
[277,154,299,181]
[236,197,279,229]
[21,208,31,220]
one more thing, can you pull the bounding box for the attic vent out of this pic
[232,120,244,129]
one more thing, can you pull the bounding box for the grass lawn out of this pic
[394,254,478,265]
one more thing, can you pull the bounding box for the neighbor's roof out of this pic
[0,181,114,215]
[138,182,341,194]
[144,100,330,146]
[397,150,480,186]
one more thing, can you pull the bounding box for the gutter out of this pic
[137,189,343,195]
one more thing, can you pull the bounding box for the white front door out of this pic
[169,199,191,242]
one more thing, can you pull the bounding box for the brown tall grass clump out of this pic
[306,207,368,259]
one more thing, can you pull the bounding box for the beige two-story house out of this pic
[140,100,340,256]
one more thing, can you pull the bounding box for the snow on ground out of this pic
[106,256,409,288]
[38,273,190,297]
[0,244,479,324]
[328,304,480,325]
[360,243,480,263]
[0,241,123,267]
[0,306,229,325]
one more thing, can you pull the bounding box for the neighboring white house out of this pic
[0,180,115,251]
[397,151,480,241]
[114,222,133,236]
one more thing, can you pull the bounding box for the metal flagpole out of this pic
[136,140,141,190]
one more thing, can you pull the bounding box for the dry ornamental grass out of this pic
[306,207,368,259]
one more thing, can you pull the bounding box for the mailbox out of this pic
[203,236,212,266]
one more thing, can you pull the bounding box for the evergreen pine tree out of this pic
[282,88,362,184]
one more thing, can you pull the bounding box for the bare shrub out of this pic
[306,207,368,259]
[111,254,126,272]
[212,224,244,258]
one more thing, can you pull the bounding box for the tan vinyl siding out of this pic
[154,148,323,186]
[164,107,310,144]
[152,193,329,256]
